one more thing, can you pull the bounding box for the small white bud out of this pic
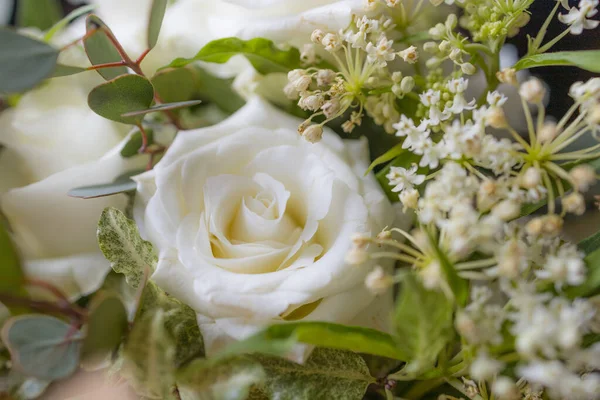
[492,200,521,221]
[322,33,342,52]
[298,94,324,111]
[316,69,336,87]
[346,247,369,265]
[487,106,507,128]
[588,104,600,125]
[562,192,586,215]
[420,259,443,290]
[492,376,519,400]
[470,353,504,381]
[283,83,299,100]
[311,29,326,44]
[526,214,563,236]
[302,124,323,143]
[321,98,341,119]
[376,229,392,241]
[398,46,418,64]
[448,48,461,61]
[391,71,403,83]
[460,62,476,75]
[538,121,559,143]
[570,165,596,192]
[438,40,452,53]
[423,41,438,53]
[365,266,394,294]
[399,188,419,210]
[446,14,458,29]
[455,312,478,343]
[351,233,370,248]
[496,68,517,86]
[519,78,546,103]
[525,217,544,236]
[400,76,415,93]
[521,167,541,189]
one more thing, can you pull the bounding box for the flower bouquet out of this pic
[1,0,600,399]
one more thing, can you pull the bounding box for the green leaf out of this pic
[427,231,469,306]
[97,207,158,289]
[219,322,407,361]
[177,356,266,400]
[68,169,142,199]
[190,66,246,114]
[121,100,202,117]
[566,230,600,298]
[81,292,128,366]
[1,315,82,380]
[83,14,129,80]
[255,348,375,400]
[88,74,155,125]
[165,37,302,75]
[147,0,168,49]
[151,68,198,103]
[0,223,24,296]
[121,129,155,158]
[365,142,405,176]
[394,274,454,373]
[0,29,59,93]
[44,4,96,42]
[52,64,87,78]
[124,309,177,399]
[514,50,600,73]
[17,0,62,30]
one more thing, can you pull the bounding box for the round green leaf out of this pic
[82,293,128,366]
[1,315,82,380]
[88,74,155,125]
[151,67,197,103]
[147,0,168,49]
[0,29,59,93]
[83,15,129,80]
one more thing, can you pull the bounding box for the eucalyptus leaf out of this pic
[255,348,375,400]
[97,207,158,289]
[81,293,128,366]
[121,129,155,158]
[52,64,87,78]
[44,4,95,42]
[1,315,82,380]
[0,29,59,93]
[88,74,155,125]
[17,0,62,30]
[147,0,168,49]
[218,322,407,361]
[514,50,600,73]
[177,356,266,400]
[394,274,454,373]
[68,170,142,199]
[121,100,202,117]
[165,37,302,74]
[83,14,129,80]
[151,67,197,103]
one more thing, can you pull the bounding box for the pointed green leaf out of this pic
[121,129,155,158]
[44,4,96,42]
[394,274,454,373]
[165,37,302,75]
[17,0,62,30]
[218,322,407,361]
[177,356,265,400]
[0,29,59,93]
[1,315,82,380]
[147,0,168,49]
[121,100,202,117]
[97,207,158,289]
[52,64,87,78]
[88,74,155,124]
[83,14,129,80]
[81,293,128,366]
[68,169,143,199]
[366,142,405,175]
[514,50,600,73]
[255,348,375,400]
[566,230,600,299]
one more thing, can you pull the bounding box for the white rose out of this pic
[134,97,401,356]
[0,73,139,300]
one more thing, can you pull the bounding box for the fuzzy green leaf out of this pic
[82,292,128,366]
[165,37,302,74]
[51,64,87,78]
[394,274,454,373]
[121,100,202,117]
[147,0,168,49]
[68,169,142,199]
[17,0,62,30]
[88,74,155,124]
[0,29,59,93]
[83,15,129,80]
[44,4,95,42]
[178,356,266,400]
[219,322,407,361]
[97,207,158,289]
[255,348,375,400]
[1,315,82,380]
[514,50,600,73]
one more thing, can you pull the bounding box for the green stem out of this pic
[403,378,445,399]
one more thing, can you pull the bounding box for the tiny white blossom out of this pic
[470,352,504,381]
[536,243,586,288]
[519,78,546,103]
[386,164,426,193]
[366,35,396,66]
[559,0,600,34]
[398,46,419,64]
[365,266,394,294]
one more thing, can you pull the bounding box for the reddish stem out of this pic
[0,293,86,320]
[137,123,150,153]
[25,278,70,303]
[135,48,152,66]
[86,60,127,71]
[59,27,99,52]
